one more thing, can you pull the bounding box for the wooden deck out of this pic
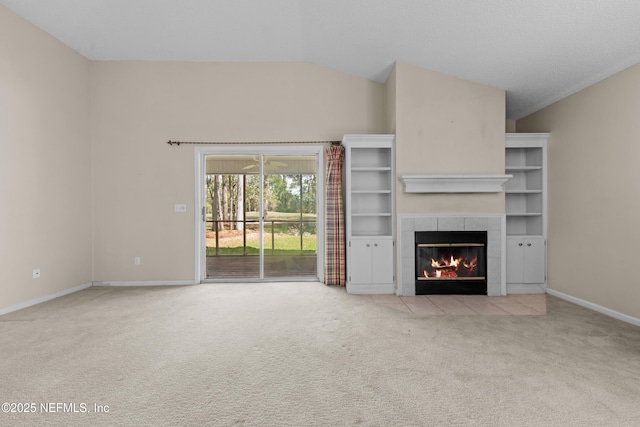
[206,254,318,280]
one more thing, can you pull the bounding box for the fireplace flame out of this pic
[463,257,478,272]
[423,256,478,279]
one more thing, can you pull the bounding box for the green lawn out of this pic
[207,211,316,222]
[207,233,317,256]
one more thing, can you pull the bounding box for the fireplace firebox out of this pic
[415,231,487,295]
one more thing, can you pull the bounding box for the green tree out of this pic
[206,175,221,231]
[245,174,260,213]
[301,174,316,213]
[269,174,295,212]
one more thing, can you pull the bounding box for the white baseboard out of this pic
[93,280,197,287]
[547,288,640,327]
[0,282,93,316]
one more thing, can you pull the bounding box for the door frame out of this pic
[194,145,325,283]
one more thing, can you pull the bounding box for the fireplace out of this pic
[398,215,504,296]
[415,231,487,295]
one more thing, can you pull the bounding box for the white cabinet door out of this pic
[506,236,545,284]
[349,238,393,284]
[506,237,525,284]
[523,237,545,284]
[371,239,394,284]
[349,239,373,284]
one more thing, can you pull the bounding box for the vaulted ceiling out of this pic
[3,0,640,119]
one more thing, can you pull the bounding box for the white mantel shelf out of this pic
[399,175,512,193]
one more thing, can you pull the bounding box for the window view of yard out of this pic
[206,173,317,256]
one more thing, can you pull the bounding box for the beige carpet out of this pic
[1,283,639,426]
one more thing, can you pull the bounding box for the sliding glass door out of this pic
[202,152,319,281]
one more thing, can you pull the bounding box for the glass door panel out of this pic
[205,155,260,279]
[263,155,318,279]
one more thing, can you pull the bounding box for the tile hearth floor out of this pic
[354,294,546,316]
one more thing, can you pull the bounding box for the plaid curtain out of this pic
[324,145,346,286]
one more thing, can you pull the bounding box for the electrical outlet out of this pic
[32,268,41,279]
[134,257,141,266]
[175,204,187,213]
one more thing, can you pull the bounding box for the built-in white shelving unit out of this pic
[343,134,395,294]
[505,133,549,293]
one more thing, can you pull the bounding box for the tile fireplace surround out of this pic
[397,214,506,296]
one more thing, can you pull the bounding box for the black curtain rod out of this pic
[167,140,341,146]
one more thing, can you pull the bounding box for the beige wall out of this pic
[385,64,397,133]
[0,5,92,309]
[90,61,386,282]
[393,62,506,214]
[518,63,640,319]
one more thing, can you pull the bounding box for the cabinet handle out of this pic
[527,243,532,247]
[374,243,378,247]
[366,243,370,247]
[518,243,523,246]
